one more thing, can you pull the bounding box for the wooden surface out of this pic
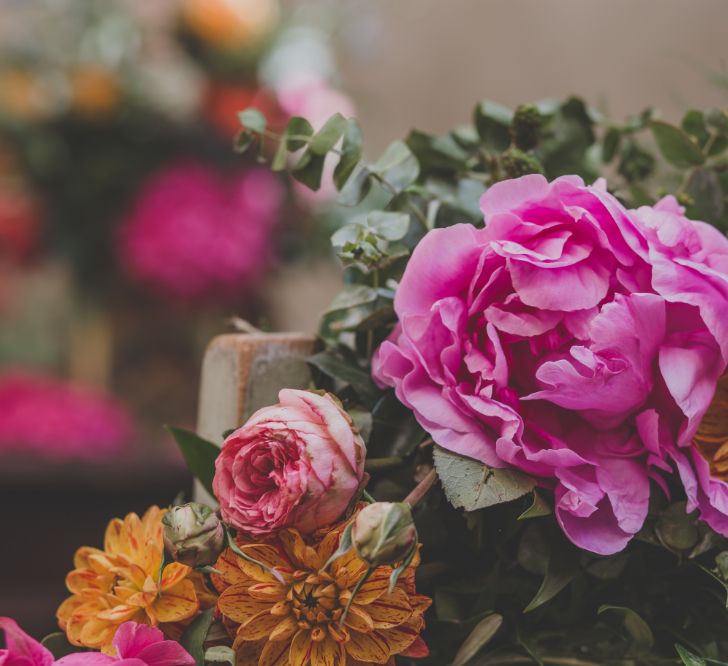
[194,332,317,501]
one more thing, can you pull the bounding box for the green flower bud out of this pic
[617,142,655,183]
[501,149,544,179]
[162,502,224,568]
[510,104,542,150]
[351,502,417,568]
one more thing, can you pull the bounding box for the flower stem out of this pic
[404,468,438,507]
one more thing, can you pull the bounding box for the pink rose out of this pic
[213,389,366,536]
[373,174,728,555]
[0,619,193,666]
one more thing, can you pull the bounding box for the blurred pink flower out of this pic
[277,79,354,205]
[117,162,283,302]
[0,371,134,460]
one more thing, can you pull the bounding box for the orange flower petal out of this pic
[278,530,320,570]
[268,616,298,642]
[352,571,390,605]
[231,638,265,665]
[375,615,424,656]
[311,633,346,666]
[247,582,285,602]
[344,606,374,634]
[218,585,273,624]
[239,609,284,641]
[211,548,253,592]
[153,579,199,623]
[366,587,412,629]
[236,545,291,583]
[289,629,313,666]
[96,605,138,622]
[160,562,191,590]
[345,629,391,664]
[260,638,291,666]
[79,618,117,649]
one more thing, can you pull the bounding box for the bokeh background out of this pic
[1,0,727,639]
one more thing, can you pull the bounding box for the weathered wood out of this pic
[194,332,316,502]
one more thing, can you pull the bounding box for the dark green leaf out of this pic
[451,613,504,666]
[518,490,552,520]
[338,165,372,206]
[656,501,699,551]
[181,608,215,666]
[675,644,708,666]
[233,131,254,155]
[285,117,314,151]
[334,119,363,189]
[166,427,219,498]
[388,543,417,593]
[651,121,705,168]
[271,138,288,171]
[474,101,513,151]
[682,110,709,145]
[309,113,347,155]
[293,150,326,191]
[433,445,536,511]
[307,351,380,406]
[406,129,470,171]
[325,285,379,313]
[686,168,725,223]
[524,538,579,613]
[41,632,80,659]
[602,127,621,162]
[237,108,266,134]
[371,141,420,192]
[598,605,654,655]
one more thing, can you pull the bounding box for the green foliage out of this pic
[166,426,219,497]
[180,608,215,666]
[239,98,728,665]
[41,632,82,658]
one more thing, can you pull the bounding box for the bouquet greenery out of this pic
[4,97,728,666]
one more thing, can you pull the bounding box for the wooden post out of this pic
[194,332,316,502]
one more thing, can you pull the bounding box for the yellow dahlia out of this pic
[57,506,201,652]
[212,520,431,666]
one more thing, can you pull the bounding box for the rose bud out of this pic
[351,502,417,568]
[162,502,224,568]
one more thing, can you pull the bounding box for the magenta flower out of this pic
[0,619,193,666]
[0,371,134,461]
[117,162,283,303]
[373,174,728,555]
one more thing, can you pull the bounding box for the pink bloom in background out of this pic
[117,162,283,303]
[0,371,134,461]
[213,389,366,536]
[277,78,355,204]
[0,619,193,666]
[373,174,728,555]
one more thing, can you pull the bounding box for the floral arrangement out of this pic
[6,98,728,666]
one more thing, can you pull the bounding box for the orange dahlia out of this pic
[212,520,431,665]
[57,506,201,652]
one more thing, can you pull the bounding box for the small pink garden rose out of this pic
[373,174,728,555]
[213,389,366,536]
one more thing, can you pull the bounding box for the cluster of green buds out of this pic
[162,502,225,568]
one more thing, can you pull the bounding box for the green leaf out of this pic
[371,141,420,192]
[656,501,699,551]
[682,110,709,145]
[686,168,725,224]
[451,613,504,666]
[233,131,255,155]
[309,113,347,155]
[181,608,215,666]
[238,108,266,134]
[366,211,410,241]
[41,632,79,659]
[650,120,705,168]
[602,127,621,162]
[474,100,513,151]
[334,119,363,189]
[271,138,289,172]
[406,129,470,171]
[307,351,380,406]
[338,165,372,206]
[675,644,707,666]
[388,543,417,593]
[433,445,536,511]
[293,150,326,191]
[598,605,654,655]
[204,646,236,665]
[285,116,314,151]
[325,285,379,313]
[166,426,219,498]
[524,541,578,613]
[518,490,552,520]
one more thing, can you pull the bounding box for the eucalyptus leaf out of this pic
[366,211,410,241]
[651,121,705,168]
[656,501,699,551]
[285,116,314,150]
[334,119,363,189]
[237,108,266,134]
[451,613,504,666]
[602,126,621,162]
[598,605,654,654]
[686,168,725,223]
[307,351,380,406]
[433,445,536,511]
[166,427,219,497]
[181,608,215,666]
[371,141,420,192]
[293,150,326,191]
[309,113,347,155]
[474,100,513,151]
[338,165,372,206]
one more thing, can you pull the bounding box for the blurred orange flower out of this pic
[57,506,200,653]
[213,519,431,665]
[69,67,119,118]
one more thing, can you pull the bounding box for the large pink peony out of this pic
[213,389,366,536]
[373,174,728,555]
[117,162,282,303]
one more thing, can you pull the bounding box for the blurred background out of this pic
[0,0,727,639]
